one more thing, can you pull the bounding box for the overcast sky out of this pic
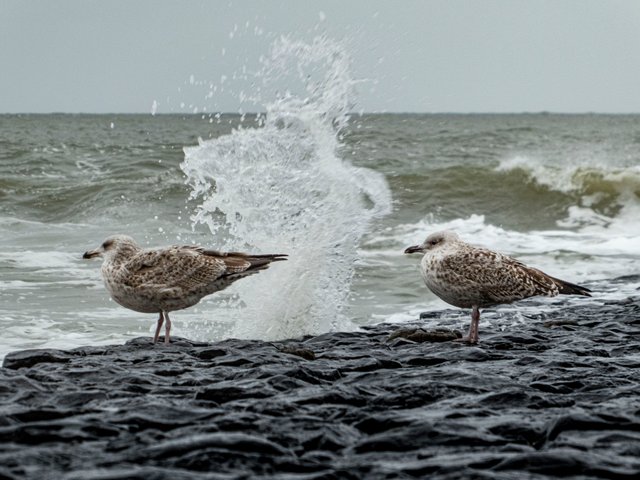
[2,0,640,113]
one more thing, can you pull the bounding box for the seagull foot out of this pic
[453,335,478,345]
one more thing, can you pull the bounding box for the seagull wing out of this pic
[121,246,286,298]
[120,246,226,294]
[440,247,559,306]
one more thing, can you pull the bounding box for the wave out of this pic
[496,156,640,222]
[388,155,640,234]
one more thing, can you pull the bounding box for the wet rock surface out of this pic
[1,298,640,479]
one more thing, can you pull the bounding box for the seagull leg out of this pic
[455,306,480,344]
[153,312,164,344]
[470,306,480,344]
[164,311,172,344]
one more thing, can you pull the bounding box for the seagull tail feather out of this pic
[244,254,288,270]
[550,276,592,297]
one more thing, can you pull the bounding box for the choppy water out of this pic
[1,41,639,359]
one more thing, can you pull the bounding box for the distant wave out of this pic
[496,156,640,210]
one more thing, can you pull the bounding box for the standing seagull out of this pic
[404,230,591,344]
[83,235,287,344]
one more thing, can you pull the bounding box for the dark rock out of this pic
[192,347,227,360]
[278,344,316,360]
[3,349,72,369]
[195,381,276,403]
[0,298,639,479]
[388,327,461,342]
[543,318,579,328]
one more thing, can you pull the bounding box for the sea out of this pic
[1,38,639,360]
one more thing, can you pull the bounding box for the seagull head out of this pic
[83,234,139,261]
[404,230,460,255]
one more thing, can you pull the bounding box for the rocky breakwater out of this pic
[1,297,640,480]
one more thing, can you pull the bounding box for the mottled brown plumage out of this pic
[83,235,287,344]
[404,230,591,344]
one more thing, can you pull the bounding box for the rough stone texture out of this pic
[1,297,639,479]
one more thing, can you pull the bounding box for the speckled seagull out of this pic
[404,230,591,344]
[83,235,287,344]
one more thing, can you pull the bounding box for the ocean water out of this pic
[2,111,639,359]
[1,42,639,359]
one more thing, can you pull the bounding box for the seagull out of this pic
[404,230,591,344]
[83,235,287,344]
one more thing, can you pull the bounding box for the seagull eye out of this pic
[102,240,114,249]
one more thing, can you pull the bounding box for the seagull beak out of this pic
[404,245,423,254]
[83,248,102,259]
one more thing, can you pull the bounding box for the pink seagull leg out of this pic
[455,305,480,344]
[164,311,172,344]
[153,312,164,344]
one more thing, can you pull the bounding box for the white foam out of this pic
[3,251,78,270]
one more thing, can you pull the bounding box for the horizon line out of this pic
[1,110,639,116]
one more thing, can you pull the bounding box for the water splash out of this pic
[181,36,392,340]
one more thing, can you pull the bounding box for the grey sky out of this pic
[2,0,640,113]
